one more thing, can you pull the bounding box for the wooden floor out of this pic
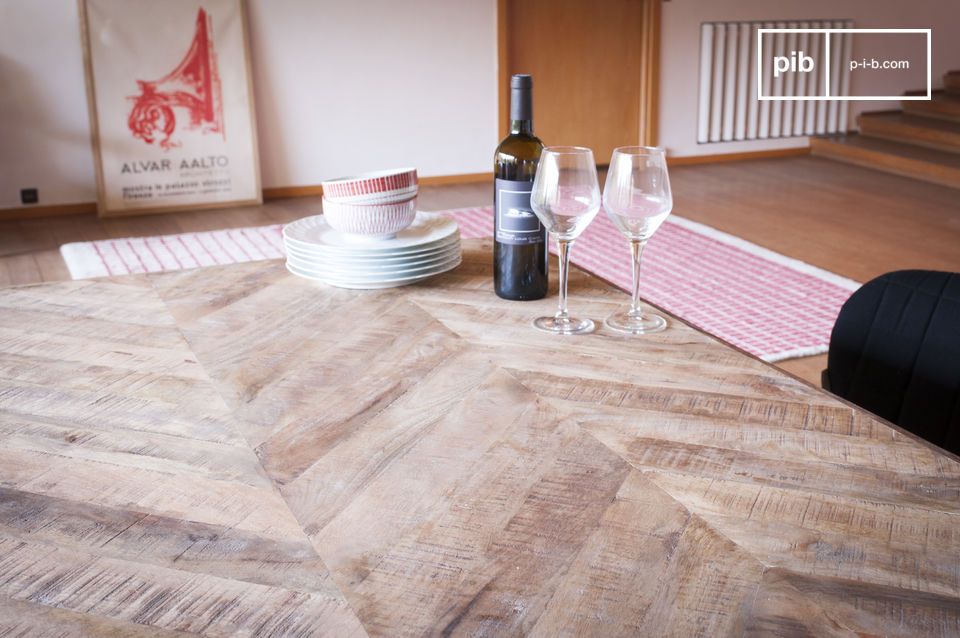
[2,155,959,386]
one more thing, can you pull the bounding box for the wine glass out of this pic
[530,146,601,335]
[602,146,672,334]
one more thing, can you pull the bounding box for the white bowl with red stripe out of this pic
[322,168,418,204]
[322,195,417,239]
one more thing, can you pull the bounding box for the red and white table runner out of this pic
[60,206,859,361]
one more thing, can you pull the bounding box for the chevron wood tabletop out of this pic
[0,238,958,636]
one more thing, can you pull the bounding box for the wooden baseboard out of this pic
[0,173,493,220]
[421,172,490,186]
[264,173,490,200]
[262,185,325,200]
[667,146,811,166]
[0,202,96,222]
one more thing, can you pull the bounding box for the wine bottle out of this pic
[494,74,548,300]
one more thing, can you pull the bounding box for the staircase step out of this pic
[858,111,960,153]
[810,134,960,189]
[945,71,960,95]
[903,90,960,123]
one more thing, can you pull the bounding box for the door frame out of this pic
[496,0,661,148]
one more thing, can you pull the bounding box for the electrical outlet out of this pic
[20,188,38,205]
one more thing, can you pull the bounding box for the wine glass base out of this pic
[605,310,667,335]
[533,316,595,335]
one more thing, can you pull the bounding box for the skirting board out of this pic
[261,172,491,200]
[667,147,811,166]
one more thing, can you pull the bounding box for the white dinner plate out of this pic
[286,256,461,289]
[284,235,459,260]
[283,237,459,265]
[287,242,461,270]
[283,212,458,255]
[286,251,462,282]
[283,230,459,258]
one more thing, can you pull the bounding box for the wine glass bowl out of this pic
[530,146,601,335]
[603,146,672,335]
[534,190,599,238]
[604,193,671,240]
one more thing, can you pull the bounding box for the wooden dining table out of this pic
[1,238,958,636]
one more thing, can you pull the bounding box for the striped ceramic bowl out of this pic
[321,168,418,204]
[322,196,417,239]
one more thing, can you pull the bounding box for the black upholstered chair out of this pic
[823,270,960,454]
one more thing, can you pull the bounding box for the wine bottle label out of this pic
[495,178,544,246]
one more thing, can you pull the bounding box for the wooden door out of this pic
[499,0,660,163]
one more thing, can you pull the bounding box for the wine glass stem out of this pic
[556,237,573,322]
[629,239,647,317]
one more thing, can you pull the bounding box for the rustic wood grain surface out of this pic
[1,238,958,637]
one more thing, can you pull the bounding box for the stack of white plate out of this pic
[283,211,461,289]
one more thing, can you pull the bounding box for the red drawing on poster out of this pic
[127,8,224,149]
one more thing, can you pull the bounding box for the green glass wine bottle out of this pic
[493,74,548,300]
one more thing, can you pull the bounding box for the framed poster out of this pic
[79,0,261,216]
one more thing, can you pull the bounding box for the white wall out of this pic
[5,0,957,208]
[246,0,496,189]
[660,0,960,157]
[0,0,497,210]
[0,2,97,209]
